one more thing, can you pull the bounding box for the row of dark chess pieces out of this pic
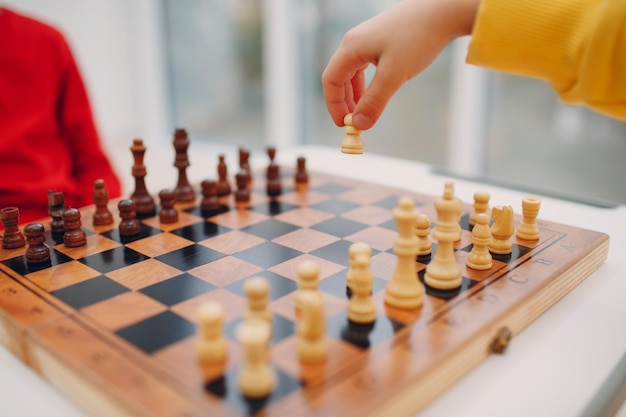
[0,139,309,266]
[128,132,309,218]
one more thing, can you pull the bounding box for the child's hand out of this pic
[322,0,479,130]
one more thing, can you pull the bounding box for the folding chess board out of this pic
[0,167,609,417]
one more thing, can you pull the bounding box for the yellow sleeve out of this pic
[466,0,626,121]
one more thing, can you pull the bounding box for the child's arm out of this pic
[468,0,626,121]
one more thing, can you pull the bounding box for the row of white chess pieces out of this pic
[192,180,541,399]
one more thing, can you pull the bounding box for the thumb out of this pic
[352,59,406,130]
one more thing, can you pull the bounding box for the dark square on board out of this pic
[248,200,298,216]
[225,314,294,345]
[116,311,196,354]
[310,199,359,215]
[204,367,301,416]
[169,221,231,242]
[309,239,376,267]
[310,217,369,238]
[240,219,299,240]
[101,223,161,245]
[139,273,216,306]
[2,248,72,276]
[234,242,303,269]
[327,311,404,350]
[79,246,149,275]
[51,276,129,310]
[155,244,226,271]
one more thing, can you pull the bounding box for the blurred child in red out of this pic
[0,7,121,228]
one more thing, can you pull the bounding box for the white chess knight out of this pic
[489,205,515,255]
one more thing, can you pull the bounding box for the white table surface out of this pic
[1,144,625,417]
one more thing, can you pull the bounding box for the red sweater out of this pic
[0,8,121,228]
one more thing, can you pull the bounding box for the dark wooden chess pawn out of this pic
[239,147,252,186]
[24,223,51,265]
[201,180,221,214]
[265,147,282,197]
[92,179,114,226]
[62,208,87,248]
[130,139,156,217]
[216,154,231,197]
[295,156,308,187]
[173,128,195,202]
[235,172,250,205]
[47,190,66,234]
[158,189,178,224]
[1,207,25,249]
[118,199,140,236]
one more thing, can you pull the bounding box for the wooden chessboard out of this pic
[0,167,609,417]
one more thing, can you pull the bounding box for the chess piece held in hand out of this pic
[341,113,364,154]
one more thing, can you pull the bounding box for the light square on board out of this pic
[188,256,264,287]
[209,209,269,229]
[198,230,265,255]
[170,288,247,324]
[337,186,395,205]
[277,189,332,207]
[105,258,182,290]
[140,210,204,232]
[344,226,396,252]
[124,232,194,258]
[270,290,347,322]
[272,228,340,253]
[271,335,362,384]
[81,291,168,331]
[25,260,101,292]
[340,204,394,226]
[273,207,336,228]
[53,233,120,259]
[267,254,346,282]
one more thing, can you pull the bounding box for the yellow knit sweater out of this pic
[467,0,626,121]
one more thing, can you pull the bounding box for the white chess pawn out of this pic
[469,190,490,226]
[467,213,493,270]
[347,242,371,293]
[197,301,228,365]
[341,113,364,154]
[415,213,432,257]
[236,319,275,398]
[295,260,320,317]
[297,291,327,363]
[244,276,272,326]
[348,253,377,324]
